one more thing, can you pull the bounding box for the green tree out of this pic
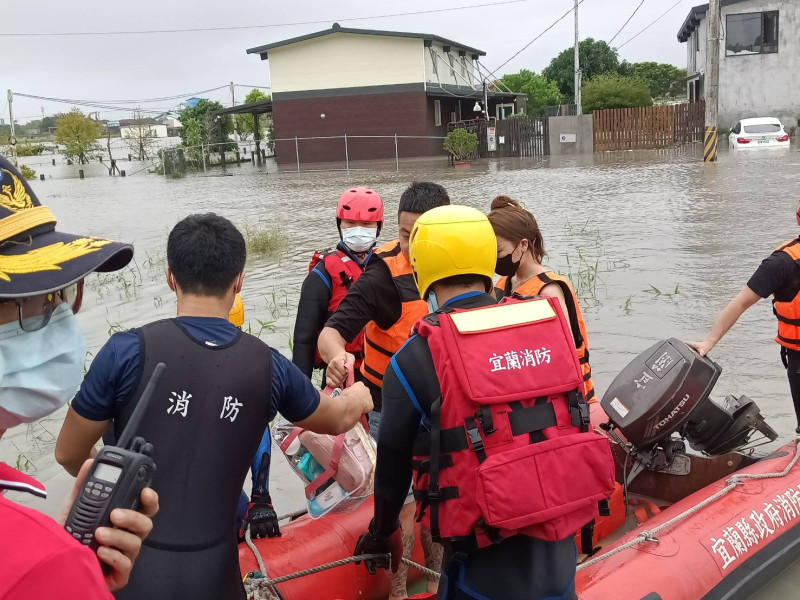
[235,89,271,141]
[496,69,561,115]
[55,109,102,164]
[178,99,232,148]
[543,38,621,101]
[581,74,653,113]
[632,62,687,99]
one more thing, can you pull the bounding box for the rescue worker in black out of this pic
[354,206,579,600]
[292,187,385,382]
[319,182,451,599]
[55,213,373,600]
[689,199,800,433]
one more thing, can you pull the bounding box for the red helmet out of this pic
[336,187,384,224]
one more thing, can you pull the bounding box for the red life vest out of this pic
[411,296,616,548]
[309,249,365,367]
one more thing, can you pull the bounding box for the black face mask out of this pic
[495,250,521,277]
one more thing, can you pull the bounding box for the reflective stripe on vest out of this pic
[497,272,595,402]
[361,240,428,387]
[309,250,366,366]
[773,238,800,351]
[411,297,615,548]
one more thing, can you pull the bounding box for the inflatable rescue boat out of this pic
[241,339,800,600]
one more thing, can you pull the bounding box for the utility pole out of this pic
[574,0,582,115]
[704,0,720,162]
[483,79,489,119]
[7,90,17,166]
[230,81,239,142]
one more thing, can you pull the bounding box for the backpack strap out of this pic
[303,433,346,499]
[428,396,443,543]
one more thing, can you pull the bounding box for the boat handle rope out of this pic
[577,438,800,572]
[243,512,441,600]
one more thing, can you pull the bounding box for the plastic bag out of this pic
[272,417,376,518]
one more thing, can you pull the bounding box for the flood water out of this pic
[4,145,800,592]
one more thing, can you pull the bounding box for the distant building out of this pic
[112,117,170,139]
[678,0,800,127]
[246,23,525,164]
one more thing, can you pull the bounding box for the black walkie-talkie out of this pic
[64,362,165,550]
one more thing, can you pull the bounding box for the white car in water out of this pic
[729,117,790,149]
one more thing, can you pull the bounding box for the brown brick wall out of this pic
[272,91,445,164]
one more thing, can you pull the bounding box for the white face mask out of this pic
[427,290,439,314]
[0,303,86,429]
[341,226,377,253]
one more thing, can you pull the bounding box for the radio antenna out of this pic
[117,362,166,449]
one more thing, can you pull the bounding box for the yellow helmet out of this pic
[409,205,497,300]
[228,293,245,328]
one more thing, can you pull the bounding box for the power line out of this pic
[13,86,230,106]
[1,0,535,37]
[492,0,588,73]
[609,0,646,45]
[234,85,272,90]
[615,0,686,50]
[476,61,515,94]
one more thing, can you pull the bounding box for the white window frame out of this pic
[434,99,442,127]
[496,103,515,120]
[448,54,456,78]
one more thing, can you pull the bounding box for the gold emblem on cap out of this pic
[0,237,112,282]
[0,169,34,212]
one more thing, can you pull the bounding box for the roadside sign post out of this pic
[7,90,17,167]
[704,0,720,162]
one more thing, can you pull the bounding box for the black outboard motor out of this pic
[601,338,777,483]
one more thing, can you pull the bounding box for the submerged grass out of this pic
[243,224,287,259]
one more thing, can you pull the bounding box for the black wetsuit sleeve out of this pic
[747,251,796,299]
[373,357,421,537]
[292,268,332,378]
[372,336,439,538]
[325,258,401,342]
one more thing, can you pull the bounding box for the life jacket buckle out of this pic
[474,407,496,436]
[571,401,590,429]
[465,421,484,454]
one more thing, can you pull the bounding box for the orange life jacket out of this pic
[361,240,428,387]
[773,238,800,351]
[497,271,595,402]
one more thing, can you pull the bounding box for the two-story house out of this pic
[678,0,799,128]
[246,23,525,164]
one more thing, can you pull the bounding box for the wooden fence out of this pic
[593,102,705,152]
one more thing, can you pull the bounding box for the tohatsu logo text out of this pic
[652,394,690,432]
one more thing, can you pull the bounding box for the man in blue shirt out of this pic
[55,213,372,600]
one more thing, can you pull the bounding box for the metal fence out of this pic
[161,135,447,175]
[542,104,579,118]
[161,140,274,176]
[272,134,447,172]
[448,117,549,159]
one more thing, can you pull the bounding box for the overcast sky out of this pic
[2,0,695,123]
